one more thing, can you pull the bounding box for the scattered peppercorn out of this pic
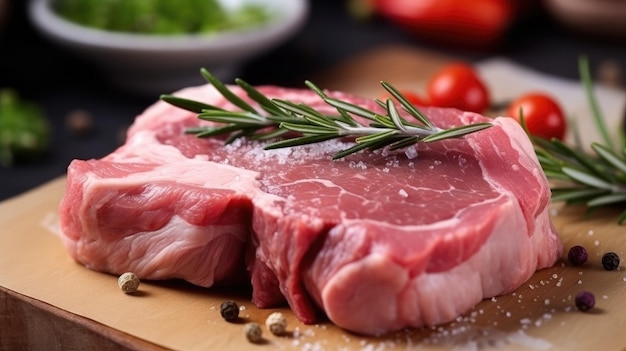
[568,245,588,266]
[265,312,287,335]
[219,300,240,321]
[602,252,620,271]
[118,272,140,293]
[244,322,262,343]
[575,291,595,312]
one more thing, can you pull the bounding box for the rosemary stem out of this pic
[579,55,614,150]
[340,125,441,137]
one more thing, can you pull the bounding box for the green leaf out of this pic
[380,81,433,128]
[304,80,358,126]
[561,167,615,189]
[579,56,614,149]
[194,124,250,138]
[279,122,338,135]
[386,99,408,132]
[235,78,285,116]
[272,99,324,119]
[200,68,257,114]
[266,114,310,125]
[335,135,405,159]
[304,114,343,130]
[389,136,421,150]
[587,193,626,207]
[198,111,267,125]
[422,123,492,143]
[372,113,398,129]
[323,97,379,121]
[591,142,626,174]
[355,130,397,144]
[551,187,609,202]
[331,143,372,160]
[543,170,574,181]
[160,94,224,113]
[549,139,609,181]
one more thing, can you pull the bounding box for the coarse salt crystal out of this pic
[404,146,418,159]
[398,189,408,198]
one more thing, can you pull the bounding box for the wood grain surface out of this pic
[2,45,626,351]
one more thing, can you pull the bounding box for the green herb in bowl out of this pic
[51,0,271,35]
[0,89,50,167]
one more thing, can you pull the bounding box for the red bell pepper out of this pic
[372,0,518,50]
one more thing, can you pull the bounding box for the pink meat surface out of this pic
[58,84,562,335]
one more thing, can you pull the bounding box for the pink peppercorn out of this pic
[568,245,588,266]
[575,291,595,312]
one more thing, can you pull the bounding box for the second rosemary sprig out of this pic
[529,55,626,224]
[161,68,492,160]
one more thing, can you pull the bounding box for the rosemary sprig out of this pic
[531,56,626,224]
[160,68,492,160]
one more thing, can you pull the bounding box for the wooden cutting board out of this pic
[2,45,626,351]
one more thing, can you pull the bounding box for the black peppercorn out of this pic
[220,300,240,321]
[601,252,620,271]
[568,245,588,266]
[575,291,595,312]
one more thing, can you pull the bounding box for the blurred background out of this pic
[0,0,625,201]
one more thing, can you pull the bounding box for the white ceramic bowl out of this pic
[543,0,626,40]
[28,0,309,95]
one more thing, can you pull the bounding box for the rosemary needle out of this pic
[161,68,491,160]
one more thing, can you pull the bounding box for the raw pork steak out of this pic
[59,84,561,335]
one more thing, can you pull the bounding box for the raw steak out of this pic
[58,83,562,335]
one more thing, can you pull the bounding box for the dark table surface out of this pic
[1,0,625,202]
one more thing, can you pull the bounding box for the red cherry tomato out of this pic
[506,92,567,141]
[426,62,490,113]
